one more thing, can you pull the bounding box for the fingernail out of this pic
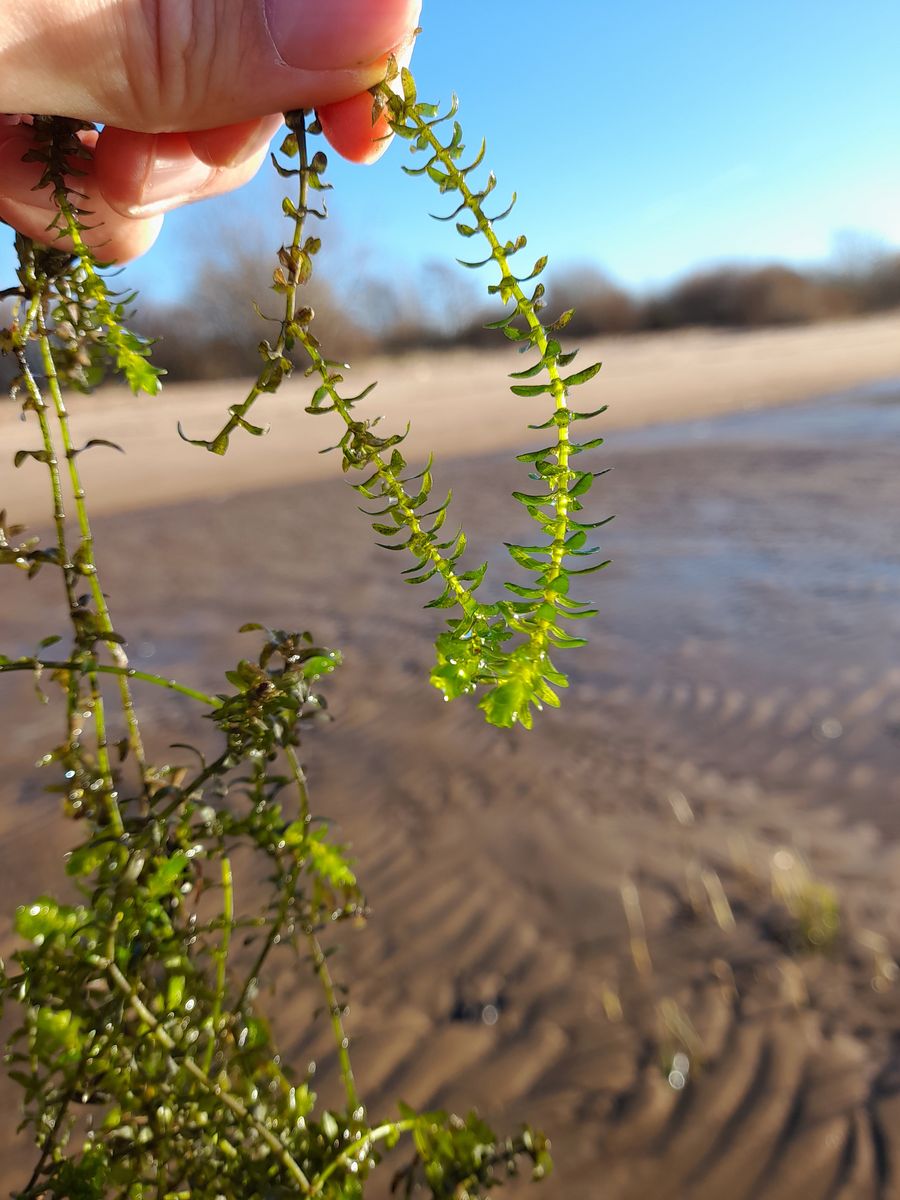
[127,136,215,217]
[264,0,421,71]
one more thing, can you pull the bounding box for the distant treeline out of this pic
[136,245,900,381]
[4,242,900,388]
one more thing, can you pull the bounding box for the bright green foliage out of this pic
[20,117,164,397]
[185,81,610,730]
[383,68,613,727]
[0,619,548,1197]
[0,97,556,1198]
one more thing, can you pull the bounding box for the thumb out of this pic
[0,0,421,132]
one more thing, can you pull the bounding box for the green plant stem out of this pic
[286,744,311,824]
[393,91,573,611]
[306,930,359,1115]
[36,302,149,784]
[196,112,309,455]
[157,751,234,822]
[309,1119,418,1196]
[182,111,481,628]
[201,856,234,1075]
[293,120,477,619]
[236,863,301,1013]
[14,299,81,622]
[302,330,477,615]
[49,183,150,390]
[13,296,123,830]
[281,743,362,1114]
[18,1036,96,1200]
[106,958,312,1193]
[0,659,219,708]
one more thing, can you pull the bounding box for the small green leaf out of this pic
[549,632,589,649]
[65,843,109,878]
[146,852,190,900]
[509,360,544,380]
[166,974,186,1012]
[459,561,488,588]
[480,678,530,729]
[563,362,602,388]
[505,544,546,571]
[283,821,307,848]
[568,472,595,498]
[71,438,126,457]
[548,308,575,331]
[568,559,611,576]
[322,1111,340,1143]
[302,653,339,678]
[14,449,51,469]
[35,1006,83,1055]
[512,489,554,507]
[406,567,438,585]
[516,444,557,463]
[307,830,357,889]
[510,382,553,398]
[504,582,543,599]
[16,898,83,944]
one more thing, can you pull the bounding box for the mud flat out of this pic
[2,339,900,1195]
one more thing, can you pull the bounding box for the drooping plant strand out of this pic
[185,81,610,729]
[382,70,612,725]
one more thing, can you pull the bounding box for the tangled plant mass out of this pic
[0,63,605,1198]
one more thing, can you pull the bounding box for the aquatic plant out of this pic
[0,64,605,1197]
[183,70,610,731]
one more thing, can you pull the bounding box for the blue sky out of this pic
[2,0,899,301]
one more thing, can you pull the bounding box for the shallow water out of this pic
[614,375,900,451]
[594,379,900,833]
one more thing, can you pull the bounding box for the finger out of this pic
[0,194,163,262]
[0,0,422,134]
[318,42,416,165]
[93,127,271,219]
[318,93,393,166]
[0,124,162,261]
[188,116,285,170]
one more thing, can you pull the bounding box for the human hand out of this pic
[0,0,420,261]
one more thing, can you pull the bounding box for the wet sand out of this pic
[2,328,900,1196]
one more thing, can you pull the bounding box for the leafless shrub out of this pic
[51,233,900,387]
[828,243,900,314]
[135,238,375,381]
[543,264,640,335]
[643,264,856,330]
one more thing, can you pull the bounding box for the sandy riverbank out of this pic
[2,310,900,524]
